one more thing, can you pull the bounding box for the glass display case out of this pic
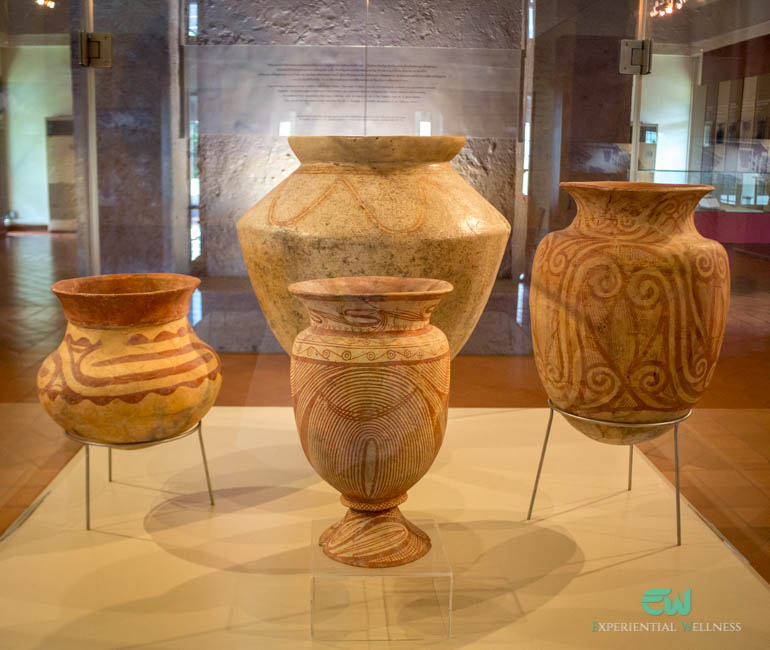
[1,1,769,647]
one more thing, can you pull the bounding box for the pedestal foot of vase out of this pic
[289,276,452,569]
[319,506,431,568]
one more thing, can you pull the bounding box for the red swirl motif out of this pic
[38,328,221,406]
[531,186,730,426]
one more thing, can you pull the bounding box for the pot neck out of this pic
[562,182,713,237]
[298,295,445,335]
[289,136,465,166]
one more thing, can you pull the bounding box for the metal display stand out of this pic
[64,421,214,530]
[527,400,692,545]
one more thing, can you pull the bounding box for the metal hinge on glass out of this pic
[619,39,652,75]
[78,31,113,68]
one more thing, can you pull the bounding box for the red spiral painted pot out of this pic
[530,182,729,444]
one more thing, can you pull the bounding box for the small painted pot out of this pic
[37,273,222,444]
[289,276,452,568]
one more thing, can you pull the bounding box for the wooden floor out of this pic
[0,231,768,583]
[0,232,80,535]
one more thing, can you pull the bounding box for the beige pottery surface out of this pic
[237,135,510,358]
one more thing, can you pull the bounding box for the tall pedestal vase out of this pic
[530,182,730,443]
[237,135,510,359]
[289,276,452,568]
[37,274,222,444]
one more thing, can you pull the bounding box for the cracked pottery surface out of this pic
[530,182,730,444]
[37,274,222,444]
[289,276,451,567]
[237,135,511,359]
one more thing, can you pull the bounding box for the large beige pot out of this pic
[237,136,510,358]
[530,182,730,444]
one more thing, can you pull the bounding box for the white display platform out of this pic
[0,406,768,649]
[311,518,452,641]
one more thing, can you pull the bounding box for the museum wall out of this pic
[652,0,770,46]
[5,44,72,226]
[525,0,636,267]
[1,2,72,227]
[89,1,188,275]
[192,0,522,283]
[5,0,69,35]
[184,0,529,354]
[65,0,188,274]
[67,0,758,354]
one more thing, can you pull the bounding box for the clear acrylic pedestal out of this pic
[310,518,453,641]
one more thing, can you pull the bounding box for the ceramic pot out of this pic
[530,182,729,444]
[37,273,222,444]
[237,135,510,359]
[289,276,452,567]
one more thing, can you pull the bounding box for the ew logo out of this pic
[642,588,692,616]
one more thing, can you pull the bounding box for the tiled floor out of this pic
[0,232,768,584]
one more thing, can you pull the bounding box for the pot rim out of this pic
[51,273,200,329]
[288,135,466,164]
[561,181,714,193]
[288,275,454,301]
[52,273,200,297]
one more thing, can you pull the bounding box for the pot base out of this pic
[566,416,674,445]
[319,506,431,568]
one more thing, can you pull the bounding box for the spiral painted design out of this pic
[695,249,716,278]
[36,316,222,443]
[586,262,623,298]
[531,184,730,442]
[627,271,663,309]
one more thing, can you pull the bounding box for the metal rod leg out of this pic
[85,444,91,530]
[527,407,554,520]
[674,423,681,546]
[108,448,113,482]
[197,423,215,506]
[627,445,634,491]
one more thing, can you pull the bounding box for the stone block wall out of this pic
[190,1,527,353]
[193,1,521,282]
[83,0,189,274]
